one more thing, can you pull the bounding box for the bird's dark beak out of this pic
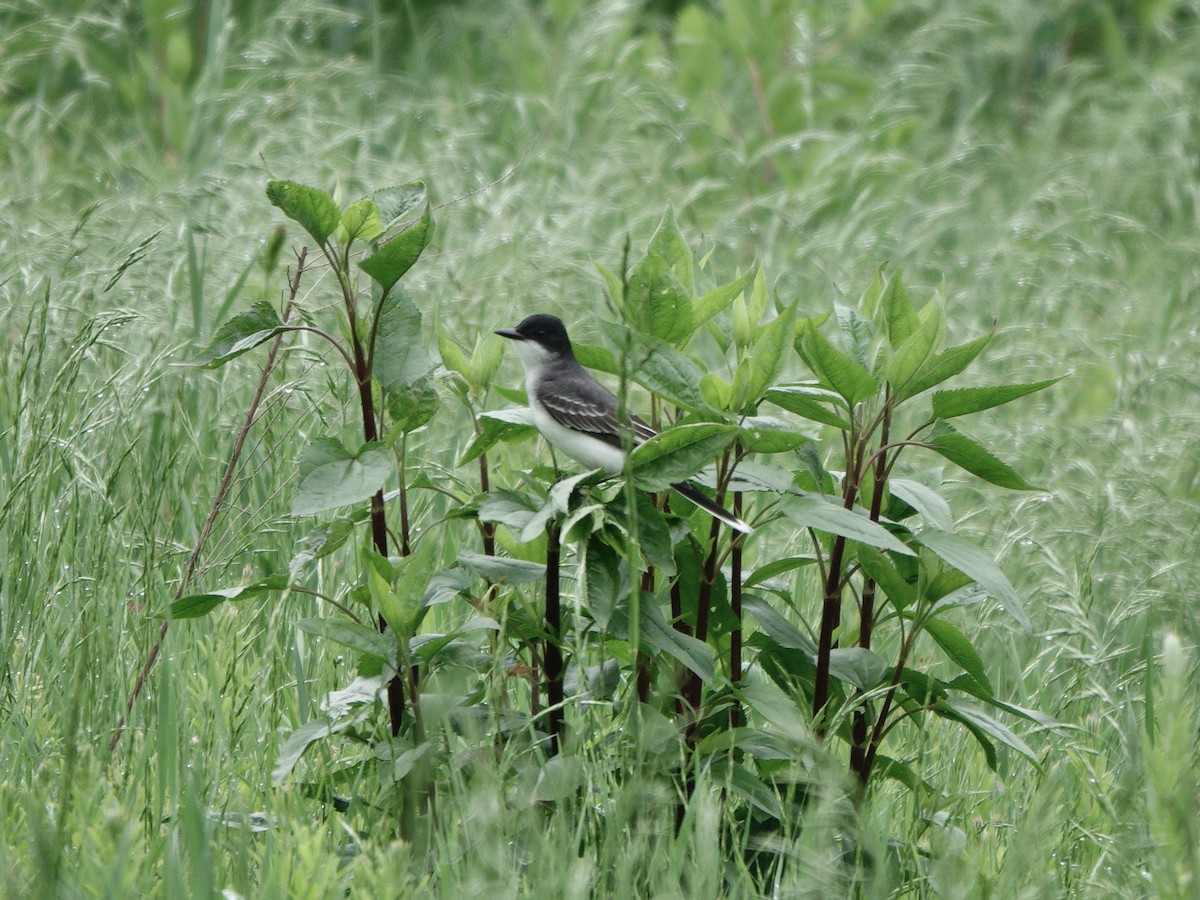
[495,328,522,340]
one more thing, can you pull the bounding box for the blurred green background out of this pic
[3,0,1200,895]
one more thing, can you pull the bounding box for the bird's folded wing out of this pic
[536,381,658,449]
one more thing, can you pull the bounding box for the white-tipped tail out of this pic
[670,481,753,535]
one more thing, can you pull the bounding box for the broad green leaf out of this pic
[739,676,815,746]
[591,323,713,414]
[360,203,433,293]
[856,544,916,610]
[272,718,337,784]
[737,415,812,453]
[646,208,694,296]
[169,574,291,619]
[917,528,1031,631]
[295,617,396,661]
[518,471,595,543]
[888,477,954,531]
[386,375,438,433]
[833,302,875,370]
[946,675,1064,732]
[700,372,732,411]
[879,270,918,346]
[375,286,435,389]
[457,408,538,466]
[292,439,393,516]
[266,180,340,244]
[797,321,879,406]
[372,182,426,233]
[594,262,625,305]
[337,199,383,244]
[477,490,539,532]
[781,495,915,556]
[743,596,817,656]
[931,378,1062,419]
[626,244,694,347]
[620,601,715,685]
[583,535,622,628]
[458,551,544,584]
[693,270,754,326]
[290,519,355,577]
[895,329,993,402]
[828,647,888,691]
[925,617,992,693]
[874,755,932,794]
[532,756,586,803]
[630,423,738,491]
[885,296,943,392]
[765,384,851,430]
[708,758,785,820]
[923,424,1042,491]
[184,301,290,368]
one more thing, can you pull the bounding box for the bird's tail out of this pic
[669,481,753,535]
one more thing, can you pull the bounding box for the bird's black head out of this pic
[495,314,574,357]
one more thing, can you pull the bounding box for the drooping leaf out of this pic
[781,495,915,556]
[743,596,817,657]
[796,321,879,406]
[917,528,1031,631]
[184,301,292,368]
[931,378,1062,419]
[828,647,889,691]
[629,422,739,491]
[386,375,438,433]
[169,574,291,619]
[923,423,1042,491]
[936,697,1039,766]
[360,203,433,293]
[292,439,393,516]
[372,182,426,234]
[739,676,815,746]
[888,477,954,531]
[743,555,820,589]
[266,180,340,244]
[924,617,992,694]
[582,535,622,628]
[708,757,785,820]
[375,287,433,387]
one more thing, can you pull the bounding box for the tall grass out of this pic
[2,0,1199,894]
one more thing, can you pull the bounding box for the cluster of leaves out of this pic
[174,188,1059,873]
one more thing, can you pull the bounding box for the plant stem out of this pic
[545,518,564,755]
[730,491,744,729]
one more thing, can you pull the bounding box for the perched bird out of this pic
[496,313,751,534]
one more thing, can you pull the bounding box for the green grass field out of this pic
[3,1,1200,896]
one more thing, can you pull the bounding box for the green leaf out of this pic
[743,596,817,656]
[457,408,538,466]
[169,574,291,619]
[292,438,393,516]
[295,617,396,661]
[744,556,820,589]
[894,329,993,402]
[372,182,426,233]
[885,296,943,393]
[923,423,1042,491]
[624,213,695,346]
[272,718,336,784]
[833,302,875,370]
[290,519,356,577]
[266,180,340,245]
[647,208,694,295]
[937,697,1039,766]
[708,758,785,820]
[629,422,739,491]
[739,677,815,746]
[693,270,754,326]
[184,300,291,368]
[797,321,879,406]
[737,416,812,454]
[458,551,544,584]
[856,544,916,610]
[765,384,851,430]
[781,495,915,556]
[582,535,622,629]
[735,305,796,410]
[386,375,438,433]
[879,270,918,346]
[924,617,993,694]
[828,647,888,691]
[590,323,713,415]
[617,600,715,685]
[337,199,383,244]
[888,477,953,531]
[931,378,1062,419]
[917,528,1030,631]
[359,203,433,293]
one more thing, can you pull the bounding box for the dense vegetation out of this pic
[3,1,1199,896]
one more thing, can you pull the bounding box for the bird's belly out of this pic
[530,405,626,475]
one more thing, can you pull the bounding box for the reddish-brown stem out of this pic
[730,491,744,730]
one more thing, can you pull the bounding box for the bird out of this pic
[495,313,752,534]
